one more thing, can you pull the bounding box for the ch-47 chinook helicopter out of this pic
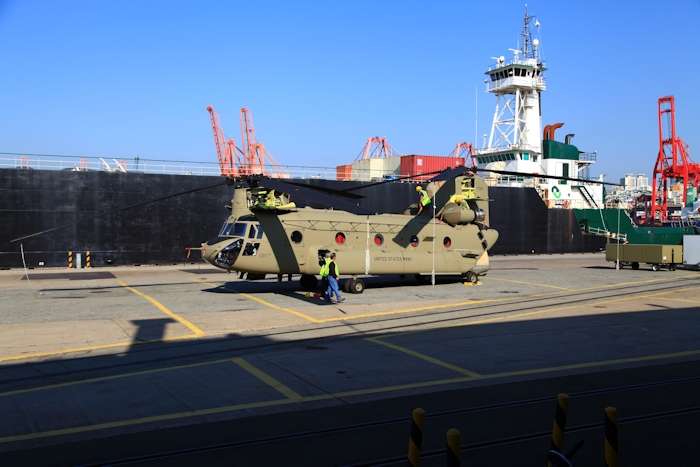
[200,167,499,294]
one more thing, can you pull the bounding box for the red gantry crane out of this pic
[355,136,400,160]
[239,108,289,178]
[207,106,289,178]
[206,105,241,177]
[650,96,699,223]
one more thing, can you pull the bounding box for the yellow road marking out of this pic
[366,337,481,377]
[119,280,205,337]
[3,347,699,444]
[0,357,231,397]
[488,277,575,291]
[0,334,199,363]
[232,357,302,400]
[191,277,519,323]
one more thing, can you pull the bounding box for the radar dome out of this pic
[533,39,539,47]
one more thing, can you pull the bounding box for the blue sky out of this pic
[1,0,697,183]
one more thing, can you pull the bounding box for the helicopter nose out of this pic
[202,237,243,269]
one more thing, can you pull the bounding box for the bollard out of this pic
[407,408,425,467]
[68,251,73,269]
[86,251,91,268]
[604,407,618,467]
[446,428,461,467]
[76,252,82,269]
[548,393,569,466]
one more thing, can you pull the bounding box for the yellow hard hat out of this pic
[416,186,422,191]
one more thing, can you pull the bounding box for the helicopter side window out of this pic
[335,233,346,245]
[243,242,260,256]
[410,235,419,247]
[444,237,452,248]
[374,234,384,246]
[230,223,248,237]
[291,231,303,244]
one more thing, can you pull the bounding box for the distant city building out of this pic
[620,174,649,190]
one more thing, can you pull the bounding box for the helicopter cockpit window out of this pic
[229,223,248,237]
[335,233,346,245]
[410,235,419,247]
[291,231,303,244]
[220,222,233,236]
[248,225,258,238]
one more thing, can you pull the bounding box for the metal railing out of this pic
[0,152,439,182]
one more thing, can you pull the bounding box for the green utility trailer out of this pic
[605,244,683,271]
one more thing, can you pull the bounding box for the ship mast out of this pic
[479,6,546,161]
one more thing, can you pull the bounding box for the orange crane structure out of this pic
[206,105,241,177]
[448,142,475,166]
[206,106,288,178]
[239,108,289,178]
[650,96,699,222]
[355,136,400,161]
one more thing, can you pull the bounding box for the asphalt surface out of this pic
[0,253,699,465]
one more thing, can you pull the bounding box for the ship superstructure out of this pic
[474,7,603,209]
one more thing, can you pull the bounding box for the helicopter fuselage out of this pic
[202,207,498,278]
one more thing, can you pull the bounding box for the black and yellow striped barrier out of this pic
[85,251,91,268]
[548,393,569,466]
[407,408,425,467]
[605,407,618,467]
[67,251,73,269]
[446,428,461,466]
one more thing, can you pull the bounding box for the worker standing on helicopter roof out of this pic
[416,186,431,214]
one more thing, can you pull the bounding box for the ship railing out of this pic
[585,226,628,243]
[579,152,597,163]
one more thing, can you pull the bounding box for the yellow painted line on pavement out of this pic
[366,337,481,377]
[0,334,199,363]
[232,357,302,400]
[119,280,205,337]
[488,277,575,291]
[0,357,231,397]
[191,277,522,323]
[3,346,700,444]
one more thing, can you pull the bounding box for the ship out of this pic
[0,7,615,269]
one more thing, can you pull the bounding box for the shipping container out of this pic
[400,155,465,181]
[336,164,351,181]
[605,243,683,271]
[351,156,402,181]
[683,235,700,268]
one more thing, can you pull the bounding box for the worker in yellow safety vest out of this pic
[416,186,431,214]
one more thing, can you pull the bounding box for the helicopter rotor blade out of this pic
[255,177,376,215]
[476,168,622,186]
[10,179,232,243]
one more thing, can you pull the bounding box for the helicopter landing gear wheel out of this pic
[349,278,365,294]
[651,264,660,272]
[464,271,478,284]
[669,263,677,271]
[343,279,352,293]
[300,274,317,290]
[632,262,640,270]
[615,261,623,269]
